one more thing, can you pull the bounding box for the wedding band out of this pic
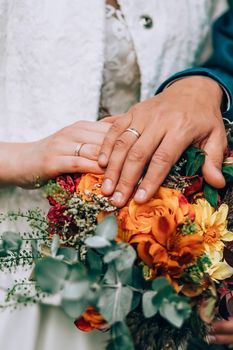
[124,128,141,138]
[74,143,84,157]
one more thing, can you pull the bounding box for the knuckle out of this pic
[128,148,146,162]
[111,121,124,134]
[152,150,172,167]
[118,177,132,189]
[115,138,128,149]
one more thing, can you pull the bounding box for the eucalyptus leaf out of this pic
[68,263,87,282]
[160,301,184,328]
[57,247,78,264]
[85,236,111,248]
[35,257,69,294]
[51,234,60,257]
[142,291,158,318]
[98,286,133,324]
[107,322,134,350]
[152,277,171,291]
[62,280,89,300]
[31,240,38,260]
[87,249,103,273]
[114,245,136,272]
[2,231,22,252]
[62,299,88,319]
[95,215,117,241]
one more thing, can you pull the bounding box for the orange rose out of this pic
[117,187,194,241]
[74,307,109,332]
[76,174,104,199]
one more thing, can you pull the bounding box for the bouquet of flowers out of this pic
[2,126,233,350]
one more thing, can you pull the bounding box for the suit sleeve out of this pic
[156,10,233,121]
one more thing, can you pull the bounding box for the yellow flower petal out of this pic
[208,260,233,281]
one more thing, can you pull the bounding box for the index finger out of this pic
[134,132,189,203]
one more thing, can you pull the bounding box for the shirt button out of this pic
[140,15,153,29]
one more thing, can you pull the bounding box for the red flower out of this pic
[74,307,108,332]
[57,175,76,193]
[47,204,70,224]
[183,176,203,197]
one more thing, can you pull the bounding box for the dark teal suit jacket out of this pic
[157,10,233,121]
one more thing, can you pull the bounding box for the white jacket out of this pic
[0,0,228,141]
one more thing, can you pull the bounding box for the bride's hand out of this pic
[0,120,111,188]
[99,76,227,207]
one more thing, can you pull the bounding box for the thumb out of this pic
[202,133,226,189]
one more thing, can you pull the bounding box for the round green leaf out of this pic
[35,257,68,294]
[85,236,111,248]
[2,231,22,252]
[62,299,88,319]
[96,216,117,240]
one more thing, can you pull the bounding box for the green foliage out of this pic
[203,182,218,208]
[184,147,205,176]
[223,165,233,183]
[107,322,134,350]
[142,277,191,328]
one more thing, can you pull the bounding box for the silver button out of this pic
[140,15,153,29]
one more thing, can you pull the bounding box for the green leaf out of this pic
[104,250,122,264]
[31,240,38,260]
[61,299,88,318]
[68,263,87,282]
[203,183,218,208]
[85,236,111,248]
[62,280,89,300]
[114,245,136,272]
[142,291,158,318]
[104,244,136,272]
[57,247,78,264]
[153,285,174,308]
[51,234,60,257]
[107,322,134,350]
[159,301,185,328]
[98,286,133,324]
[152,277,170,291]
[185,147,205,176]
[87,249,103,274]
[223,165,233,182]
[96,215,118,241]
[2,231,22,252]
[35,257,69,293]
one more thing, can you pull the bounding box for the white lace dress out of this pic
[0,5,140,350]
[0,1,227,350]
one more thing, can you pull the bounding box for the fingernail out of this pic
[111,191,123,204]
[134,189,146,202]
[205,335,216,344]
[99,153,108,165]
[102,179,113,193]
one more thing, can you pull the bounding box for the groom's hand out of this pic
[99,76,226,207]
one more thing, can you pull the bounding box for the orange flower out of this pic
[74,307,108,332]
[130,230,204,281]
[117,187,194,241]
[76,174,104,198]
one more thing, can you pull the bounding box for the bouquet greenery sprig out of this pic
[2,127,233,349]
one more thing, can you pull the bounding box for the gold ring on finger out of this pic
[124,127,141,139]
[74,143,85,157]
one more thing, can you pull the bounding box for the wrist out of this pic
[0,142,36,187]
[168,76,223,107]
